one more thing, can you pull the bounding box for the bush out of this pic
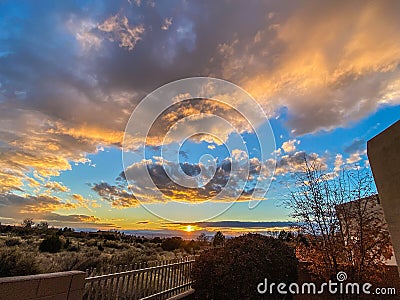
[0,249,40,277]
[5,237,21,247]
[161,237,182,251]
[86,239,98,247]
[192,233,298,299]
[39,235,63,253]
[104,240,126,249]
[182,240,200,254]
[66,245,79,252]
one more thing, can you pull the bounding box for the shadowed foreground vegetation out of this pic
[192,234,298,300]
[0,223,208,277]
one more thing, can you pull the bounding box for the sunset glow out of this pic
[185,225,194,233]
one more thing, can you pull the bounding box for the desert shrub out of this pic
[36,250,111,273]
[151,237,162,244]
[182,240,200,253]
[0,248,40,277]
[104,240,127,249]
[0,225,12,233]
[103,233,118,241]
[39,235,63,253]
[86,239,98,247]
[71,253,108,272]
[66,245,79,252]
[63,238,71,249]
[110,248,147,266]
[192,233,298,300]
[135,243,145,250]
[161,237,183,251]
[5,237,21,247]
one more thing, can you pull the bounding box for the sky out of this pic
[0,0,400,236]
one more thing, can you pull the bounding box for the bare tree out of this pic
[22,218,34,229]
[336,194,392,283]
[284,155,392,284]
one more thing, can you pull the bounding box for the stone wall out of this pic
[0,271,86,300]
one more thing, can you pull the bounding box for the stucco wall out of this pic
[368,120,400,274]
[0,270,85,300]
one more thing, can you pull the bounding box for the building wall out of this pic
[335,195,397,266]
[368,120,400,274]
[0,271,86,300]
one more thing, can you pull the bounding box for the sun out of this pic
[185,225,194,232]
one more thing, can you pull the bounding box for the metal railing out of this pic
[84,256,195,300]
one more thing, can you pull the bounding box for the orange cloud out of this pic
[215,1,400,134]
[44,181,70,193]
[48,123,124,147]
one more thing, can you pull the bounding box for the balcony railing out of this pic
[84,256,196,300]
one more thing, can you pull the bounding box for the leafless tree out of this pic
[22,218,34,229]
[284,155,392,285]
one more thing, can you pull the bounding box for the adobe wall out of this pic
[368,120,400,274]
[0,270,86,300]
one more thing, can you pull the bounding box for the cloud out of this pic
[161,220,296,235]
[0,192,113,227]
[334,154,344,172]
[44,181,70,193]
[194,220,295,229]
[91,182,139,208]
[267,151,326,176]
[346,150,366,164]
[71,193,101,210]
[66,17,102,52]
[161,17,173,30]
[344,138,366,154]
[0,193,74,214]
[0,0,399,208]
[281,139,299,153]
[211,0,400,134]
[29,213,117,229]
[145,98,254,147]
[115,152,272,204]
[98,14,145,50]
[0,109,110,193]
